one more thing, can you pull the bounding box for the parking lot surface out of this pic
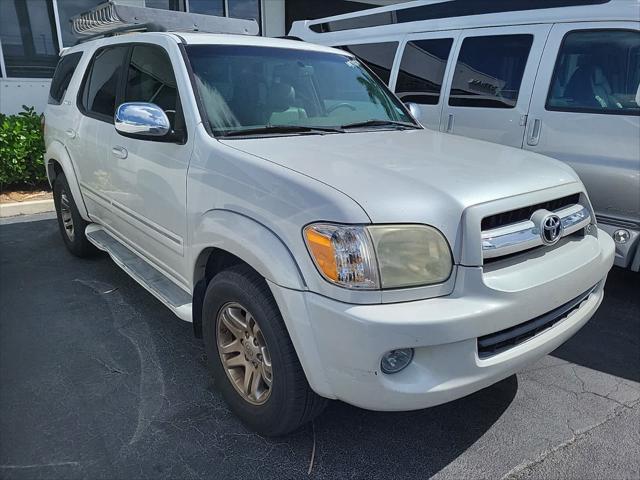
[1,216,639,480]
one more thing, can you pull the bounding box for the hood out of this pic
[220,128,579,238]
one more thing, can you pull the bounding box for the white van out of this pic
[291,0,640,271]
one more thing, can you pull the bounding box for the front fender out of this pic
[45,140,90,221]
[191,209,306,290]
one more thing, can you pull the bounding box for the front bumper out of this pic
[269,230,615,411]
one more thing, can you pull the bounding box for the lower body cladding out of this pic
[269,230,615,411]
[598,220,640,271]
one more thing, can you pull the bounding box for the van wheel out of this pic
[202,264,327,436]
[53,172,96,257]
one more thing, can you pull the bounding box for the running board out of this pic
[85,225,192,322]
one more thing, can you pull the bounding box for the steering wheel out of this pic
[326,102,356,114]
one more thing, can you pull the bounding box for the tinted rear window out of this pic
[338,42,398,84]
[395,38,453,105]
[49,52,83,105]
[448,34,533,108]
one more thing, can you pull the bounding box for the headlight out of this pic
[303,223,452,290]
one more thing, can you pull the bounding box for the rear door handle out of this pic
[111,146,128,159]
[527,118,541,146]
[445,114,454,133]
[65,129,76,139]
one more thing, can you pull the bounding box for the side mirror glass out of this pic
[403,101,421,120]
[115,102,170,139]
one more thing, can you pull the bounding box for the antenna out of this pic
[71,1,259,41]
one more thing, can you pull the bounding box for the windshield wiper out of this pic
[340,119,421,130]
[220,125,344,137]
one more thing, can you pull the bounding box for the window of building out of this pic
[338,42,399,84]
[395,38,453,105]
[145,0,184,10]
[189,0,224,16]
[189,0,260,31]
[547,30,640,115]
[80,46,129,121]
[124,44,183,130]
[0,0,59,78]
[49,52,83,105]
[448,34,533,108]
[228,0,260,21]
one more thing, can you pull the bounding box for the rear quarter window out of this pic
[48,52,83,105]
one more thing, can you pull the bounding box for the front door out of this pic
[524,22,640,266]
[391,30,460,131]
[439,24,551,148]
[108,40,194,287]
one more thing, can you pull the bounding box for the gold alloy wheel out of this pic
[216,302,273,405]
[60,190,75,241]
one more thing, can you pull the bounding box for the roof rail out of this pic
[71,1,259,42]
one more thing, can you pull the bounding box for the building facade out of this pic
[0,0,405,114]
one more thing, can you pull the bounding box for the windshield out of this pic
[185,45,417,137]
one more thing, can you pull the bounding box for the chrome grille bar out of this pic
[482,204,591,260]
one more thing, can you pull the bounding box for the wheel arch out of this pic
[190,209,307,338]
[45,141,90,221]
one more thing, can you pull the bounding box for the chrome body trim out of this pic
[482,204,591,259]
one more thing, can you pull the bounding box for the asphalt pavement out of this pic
[1,216,638,480]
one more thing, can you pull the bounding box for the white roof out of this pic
[64,31,349,56]
[176,33,345,54]
[290,0,639,42]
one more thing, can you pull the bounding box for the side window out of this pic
[49,52,83,105]
[547,30,640,115]
[80,46,128,121]
[124,44,182,129]
[338,42,399,84]
[395,38,454,105]
[449,34,533,108]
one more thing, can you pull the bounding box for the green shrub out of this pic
[0,106,47,190]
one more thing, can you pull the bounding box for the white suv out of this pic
[45,29,614,435]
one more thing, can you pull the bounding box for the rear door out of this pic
[524,22,640,265]
[391,30,460,130]
[75,44,130,227]
[440,24,551,148]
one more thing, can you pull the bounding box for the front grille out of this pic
[481,193,580,231]
[477,285,596,359]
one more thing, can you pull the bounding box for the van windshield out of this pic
[185,44,417,137]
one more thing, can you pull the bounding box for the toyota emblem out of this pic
[540,213,563,245]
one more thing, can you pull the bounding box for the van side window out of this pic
[395,38,453,105]
[547,30,640,115]
[338,42,399,84]
[124,44,183,130]
[448,34,533,108]
[49,52,83,105]
[80,46,129,121]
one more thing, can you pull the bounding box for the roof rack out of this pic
[71,1,259,41]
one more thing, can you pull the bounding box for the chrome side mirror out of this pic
[115,102,170,139]
[403,101,421,120]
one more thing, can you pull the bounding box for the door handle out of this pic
[446,114,454,133]
[111,146,128,159]
[65,129,77,139]
[527,118,541,146]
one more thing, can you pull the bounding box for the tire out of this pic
[203,264,327,436]
[53,172,97,257]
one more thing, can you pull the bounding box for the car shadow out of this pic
[309,375,517,478]
[551,267,640,382]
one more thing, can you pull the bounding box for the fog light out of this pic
[613,229,630,244]
[380,348,414,374]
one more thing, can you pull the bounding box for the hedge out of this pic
[0,106,47,190]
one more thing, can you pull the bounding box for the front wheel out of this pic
[202,264,327,436]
